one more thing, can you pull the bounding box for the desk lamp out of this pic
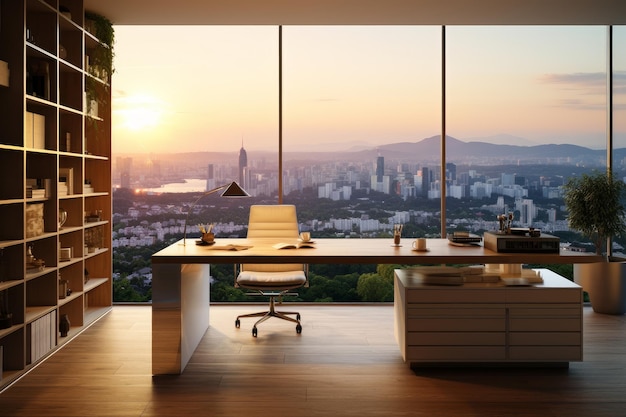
[182,181,250,245]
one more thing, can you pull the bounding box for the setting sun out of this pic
[114,93,166,131]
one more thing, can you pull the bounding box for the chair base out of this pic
[235,294,302,337]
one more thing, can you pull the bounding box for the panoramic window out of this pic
[111,25,617,303]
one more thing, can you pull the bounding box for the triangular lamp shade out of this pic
[221,181,250,197]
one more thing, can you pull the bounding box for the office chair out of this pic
[235,204,308,337]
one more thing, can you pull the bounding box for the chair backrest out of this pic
[242,204,303,273]
[246,204,300,239]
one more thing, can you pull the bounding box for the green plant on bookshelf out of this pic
[84,12,114,116]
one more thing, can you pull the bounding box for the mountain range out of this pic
[118,135,622,168]
[287,135,617,166]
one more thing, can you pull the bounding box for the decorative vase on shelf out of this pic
[59,208,67,229]
[59,314,71,337]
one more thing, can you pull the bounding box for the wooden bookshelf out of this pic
[0,0,112,389]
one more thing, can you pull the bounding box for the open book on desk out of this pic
[273,241,316,249]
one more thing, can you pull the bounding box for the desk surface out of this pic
[152,238,602,265]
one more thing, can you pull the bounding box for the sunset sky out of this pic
[111,26,625,155]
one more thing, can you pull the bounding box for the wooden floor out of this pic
[0,304,625,417]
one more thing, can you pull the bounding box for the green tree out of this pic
[356,272,393,302]
[113,276,150,302]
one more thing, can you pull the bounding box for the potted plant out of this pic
[563,170,626,314]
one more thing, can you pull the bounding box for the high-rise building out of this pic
[517,198,536,226]
[421,167,430,197]
[117,157,132,189]
[446,162,456,182]
[376,155,384,182]
[238,140,248,187]
[206,164,215,191]
[371,154,391,194]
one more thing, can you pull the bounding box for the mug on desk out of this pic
[412,238,427,251]
[300,231,311,242]
[201,232,215,244]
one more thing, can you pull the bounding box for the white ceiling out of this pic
[84,0,626,26]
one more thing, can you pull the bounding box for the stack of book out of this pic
[26,178,50,199]
[59,167,73,195]
[447,231,482,246]
[58,181,68,196]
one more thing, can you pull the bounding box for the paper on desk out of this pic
[206,244,252,251]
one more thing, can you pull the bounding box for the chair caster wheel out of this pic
[235,319,240,328]
[296,324,302,334]
[296,313,301,320]
[252,327,258,337]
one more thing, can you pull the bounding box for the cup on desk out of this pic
[393,224,403,245]
[300,232,311,242]
[201,232,215,244]
[412,238,427,251]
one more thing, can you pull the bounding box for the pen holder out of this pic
[201,232,215,244]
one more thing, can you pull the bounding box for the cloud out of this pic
[538,71,626,110]
[539,70,626,91]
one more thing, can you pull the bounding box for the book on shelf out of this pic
[59,167,74,195]
[273,241,316,249]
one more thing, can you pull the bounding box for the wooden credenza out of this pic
[394,268,582,367]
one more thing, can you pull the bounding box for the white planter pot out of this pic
[574,261,626,315]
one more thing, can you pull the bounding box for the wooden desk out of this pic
[151,238,600,374]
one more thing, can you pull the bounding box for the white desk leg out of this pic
[152,263,211,375]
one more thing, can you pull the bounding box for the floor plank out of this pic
[0,304,625,417]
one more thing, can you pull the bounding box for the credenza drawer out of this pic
[509,346,582,361]
[408,318,505,332]
[509,332,581,346]
[509,318,581,332]
[407,289,504,303]
[407,304,505,318]
[407,346,506,361]
[506,288,581,303]
[508,305,581,317]
[408,331,505,346]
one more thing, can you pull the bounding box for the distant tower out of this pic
[376,154,384,182]
[118,157,132,189]
[206,164,215,191]
[238,139,248,187]
[421,167,430,197]
[446,162,456,182]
